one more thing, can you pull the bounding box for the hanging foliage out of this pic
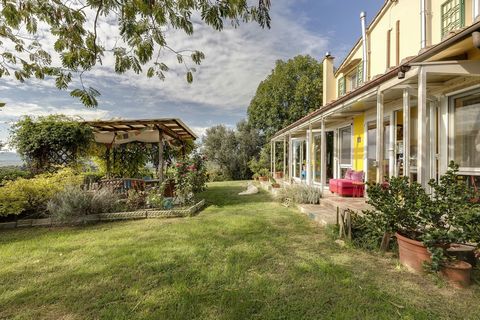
[92,140,191,179]
[10,115,93,173]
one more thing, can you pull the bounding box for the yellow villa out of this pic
[270,0,480,194]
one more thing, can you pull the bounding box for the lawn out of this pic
[1,181,479,320]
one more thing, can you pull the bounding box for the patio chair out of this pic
[329,169,365,197]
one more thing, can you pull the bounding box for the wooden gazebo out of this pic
[86,118,197,182]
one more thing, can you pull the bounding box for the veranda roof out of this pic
[86,118,197,145]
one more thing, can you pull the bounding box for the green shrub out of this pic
[47,186,121,220]
[91,188,120,213]
[126,189,147,210]
[276,184,322,205]
[0,166,31,185]
[0,167,83,217]
[47,185,91,220]
[258,168,270,177]
[359,162,480,270]
[146,187,164,209]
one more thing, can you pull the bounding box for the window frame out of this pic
[339,125,353,169]
[448,88,480,175]
[441,0,465,38]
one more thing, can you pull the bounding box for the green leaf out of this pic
[186,71,193,83]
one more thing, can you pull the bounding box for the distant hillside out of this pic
[0,152,23,167]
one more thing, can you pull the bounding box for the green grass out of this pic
[0,181,479,319]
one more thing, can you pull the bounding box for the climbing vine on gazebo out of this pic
[10,115,93,173]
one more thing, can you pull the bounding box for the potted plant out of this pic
[258,168,270,182]
[364,162,479,286]
[365,175,431,269]
[274,162,284,179]
[270,177,280,188]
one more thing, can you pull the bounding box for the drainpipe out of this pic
[360,11,368,83]
[420,0,430,48]
[474,0,480,22]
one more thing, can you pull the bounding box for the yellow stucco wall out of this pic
[353,114,365,171]
[333,0,477,98]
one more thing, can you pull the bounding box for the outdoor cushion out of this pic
[335,179,355,188]
[329,170,365,197]
[351,171,364,182]
[344,168,353,180]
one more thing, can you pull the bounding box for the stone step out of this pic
[297,203,337,226]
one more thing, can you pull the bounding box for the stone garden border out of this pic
[0,199,205,230]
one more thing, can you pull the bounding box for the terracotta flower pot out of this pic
[446,244,477,267]
[271,183,280,188]
[259,176,269,182]
[274,172,284,179]
[440,260,472,288]
[396,232,431,273]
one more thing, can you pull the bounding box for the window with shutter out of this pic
[338,76,346,97]
[441,0,465,38]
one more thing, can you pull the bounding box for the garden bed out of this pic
[0,199,205,230]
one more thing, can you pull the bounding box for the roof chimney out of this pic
[322,52,335,105]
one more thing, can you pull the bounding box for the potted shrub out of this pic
[364,175,431,270]
[274,162,284,179]
[364,162,479,285]
[270,177,280,188]
[258,168,270,182]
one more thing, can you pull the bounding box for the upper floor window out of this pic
[441,0,465,38]
[338,76,346,97]
[348,64,363,91]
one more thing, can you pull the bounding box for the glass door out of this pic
[366,118,390,183]
[313,134,321,183]
[393,110,404,177]
[326,132,334,183]
[339,126,352,177]
[367,122,377,183]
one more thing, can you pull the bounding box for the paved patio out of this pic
[261,180,371,226]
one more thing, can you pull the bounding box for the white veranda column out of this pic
[376,91,384,183]
[270,141,273,175]
[306,124,313,185]
[418,67,428,187]
[273,141,276,175]
[283,136,287,178]
[389,110,395,178]
[403,89,411,178]
[288,133,293,180]
[320,119,327,190]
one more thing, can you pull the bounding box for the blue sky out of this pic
[0,0,384,147]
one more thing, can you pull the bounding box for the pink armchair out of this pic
[329,169,365,197]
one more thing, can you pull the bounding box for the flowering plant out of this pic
[172,151,207,205]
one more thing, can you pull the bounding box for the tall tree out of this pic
[202,121,262,180]
[0,0,271,107]
[235,119,263,179]
[247,55,323,139]
[203,125,238,180]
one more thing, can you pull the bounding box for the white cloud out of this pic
[0,101,110,120]
[0,0,330,137]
